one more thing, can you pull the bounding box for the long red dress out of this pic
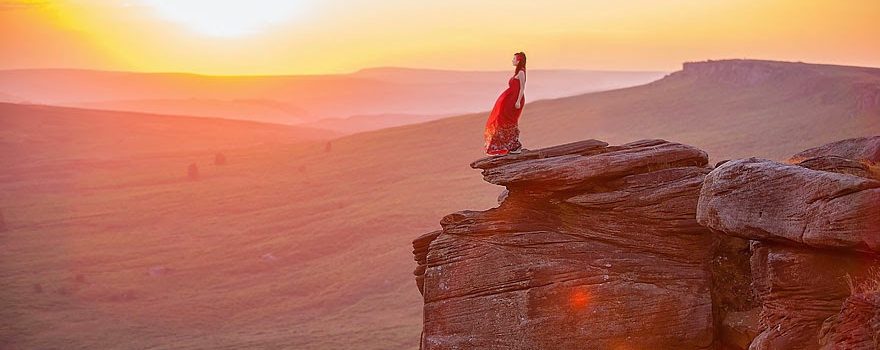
[484,71,525,155]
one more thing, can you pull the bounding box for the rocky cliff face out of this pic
[413,136,880,349]
[680,60,784,86]
[413,139,737,349]
[676,60,880,114]
[698,136,880,350]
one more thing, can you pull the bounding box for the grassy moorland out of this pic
[1,60,878,349]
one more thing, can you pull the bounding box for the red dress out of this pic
[484,72,525,155]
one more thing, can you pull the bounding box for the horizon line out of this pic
[3,57,879,77]
[0,65,672,78]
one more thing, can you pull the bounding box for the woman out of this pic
[484,52,527,155]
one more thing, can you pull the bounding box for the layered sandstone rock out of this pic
[796,156,880,181]
[819,291,880,349]
[697,137,880,350]
[789,136,880,181]
[413,139,722,349]
[742,242,870,350]
[789,136,880,164]
[414,136,879,350]
[697,158,880,252]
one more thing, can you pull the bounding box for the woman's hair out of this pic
[514,52,526,74]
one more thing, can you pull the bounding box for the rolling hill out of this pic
[1,59,878,349]
[300,113,455,134]
[0,68,665,131]
[72,98,312,125]
[0,103,337,168]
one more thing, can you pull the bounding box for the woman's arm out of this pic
[515,70,526,109]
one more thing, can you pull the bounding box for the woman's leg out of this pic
[507,127,523,153]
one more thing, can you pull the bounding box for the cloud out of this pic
[0,0,50,10]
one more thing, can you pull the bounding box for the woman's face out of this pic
[512,55,518,66]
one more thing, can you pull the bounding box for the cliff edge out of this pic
[413,139,728,349]
[413,136,880,350]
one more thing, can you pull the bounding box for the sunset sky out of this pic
[1,0,878,75]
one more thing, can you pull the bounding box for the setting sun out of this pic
[138,0,306,38]
[2,0,878,74]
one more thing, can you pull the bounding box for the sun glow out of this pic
[138,0,305,38]
[2,0,878,74]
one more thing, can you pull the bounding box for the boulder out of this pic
[789,136,880,164]
[796,156,880,180]
[697,158,880,253]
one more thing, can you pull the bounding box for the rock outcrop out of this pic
[697,158,880,252]
[788,136,880,181]
[414,136,879,349]
[819,291,880,349]
[697,137,880,350]
[796,156,880,181]
[681,60,783,86]
[675,61,880,114]
[414,139,730,349]
[789,136,880,164]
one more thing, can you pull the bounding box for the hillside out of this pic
[1,59,879,349]
[0,103,337,168]
[73,98,311,125]
[301,113,455,134]
[0,68,665,130]
[357,59,880,163]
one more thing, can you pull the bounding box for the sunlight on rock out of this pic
[569,289,591,310]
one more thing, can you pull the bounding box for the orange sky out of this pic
[1,0,878,75]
